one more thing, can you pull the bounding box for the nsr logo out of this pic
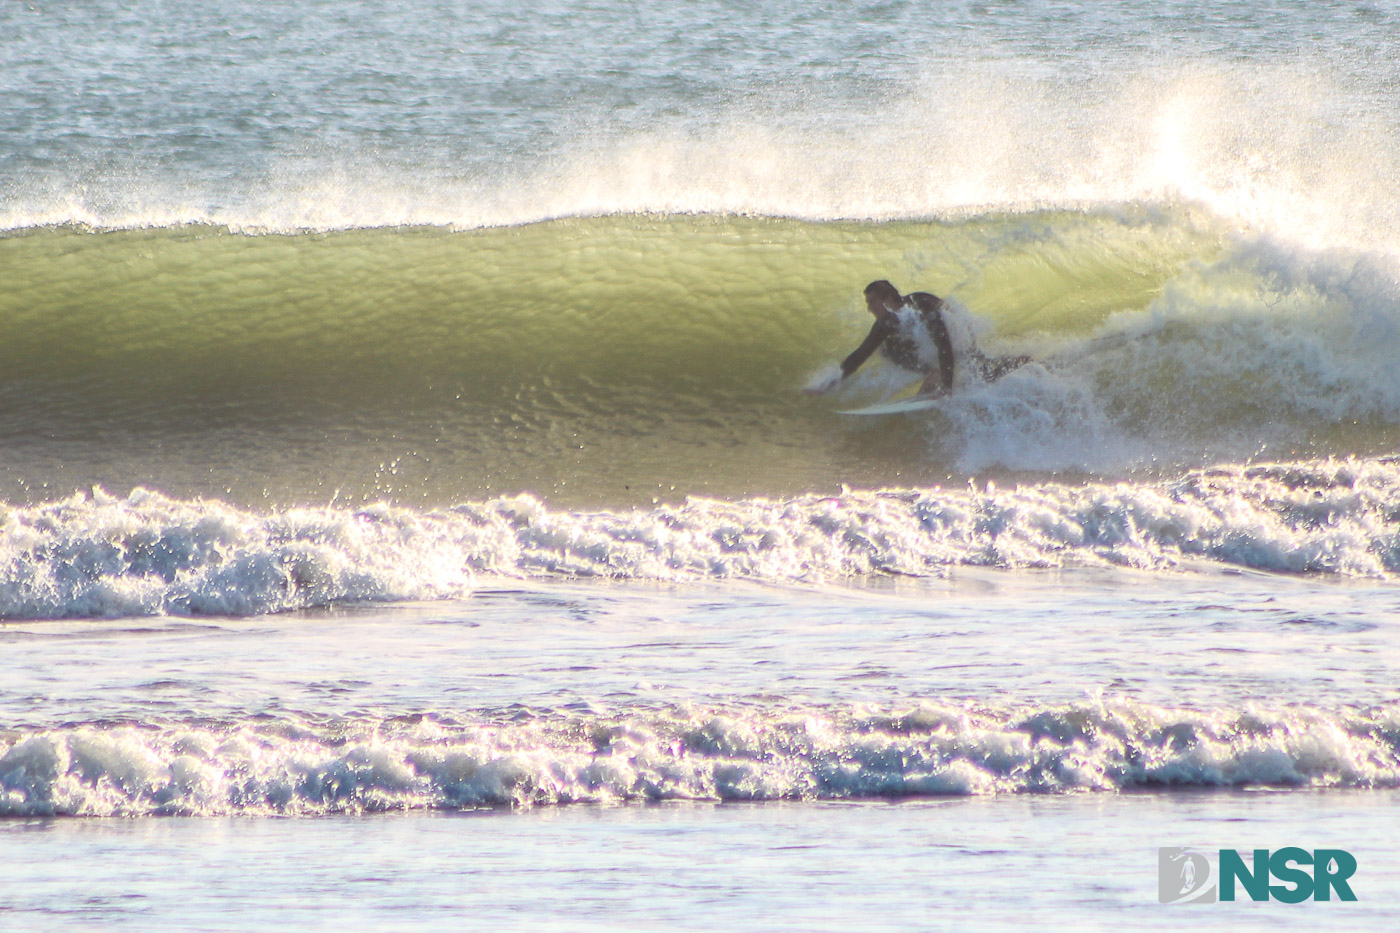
[1159,847,1358,904]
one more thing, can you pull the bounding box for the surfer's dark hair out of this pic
[864,280,901,303]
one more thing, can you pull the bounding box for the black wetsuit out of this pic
[840,292,956,392]
[840,292,1029,390]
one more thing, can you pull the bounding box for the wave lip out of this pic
[2,458,1399,619]
[2,699,1396,817]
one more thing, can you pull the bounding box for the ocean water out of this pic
[3,0,1400,928]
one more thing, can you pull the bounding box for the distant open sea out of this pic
[3,1,1399,928]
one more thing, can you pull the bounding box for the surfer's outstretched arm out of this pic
[805,319,892,395]
[840,319,892,379]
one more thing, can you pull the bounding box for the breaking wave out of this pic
[2,207,1398,506]
[2,698,1397,816]
[2,458,1397,619]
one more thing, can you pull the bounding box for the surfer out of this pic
[810,280,1028,397]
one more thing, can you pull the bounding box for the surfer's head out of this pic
[864,280,902,318]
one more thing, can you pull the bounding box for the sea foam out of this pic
[1,458,1397,619]
[2,698,1396,816]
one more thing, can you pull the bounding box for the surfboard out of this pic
[837,394,943,416]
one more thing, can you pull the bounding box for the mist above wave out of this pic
[3,48,1398,263]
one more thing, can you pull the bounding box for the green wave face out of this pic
[4,208,1394,506]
